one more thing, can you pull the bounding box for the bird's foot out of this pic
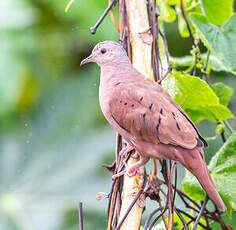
[112,162,143,180]
[119,145,134,160]
[126,167,143,177]
[112,169,126,180]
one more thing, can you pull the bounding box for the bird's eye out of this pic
[101,48,106,54]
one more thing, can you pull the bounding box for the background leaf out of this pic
[211,82,234,106]
[162,71,233,123]
[200,0,234,26]
[190,13,236,74]
[157,0,176,22]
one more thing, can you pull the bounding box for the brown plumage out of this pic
[80,41,226,211]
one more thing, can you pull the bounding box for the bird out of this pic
[80,41,226,211]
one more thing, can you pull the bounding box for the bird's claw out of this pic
[119,145,134,160]
[112,166,143,180]
[126,168,143,177]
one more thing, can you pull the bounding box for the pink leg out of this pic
[112,156,150,180]
[119,145,134,159]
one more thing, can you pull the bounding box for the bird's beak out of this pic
[80,54,93,66]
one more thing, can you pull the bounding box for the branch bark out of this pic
[125,0,152,78]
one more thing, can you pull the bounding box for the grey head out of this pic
[80,41,130,67]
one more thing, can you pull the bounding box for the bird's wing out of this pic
[109,80,204,149]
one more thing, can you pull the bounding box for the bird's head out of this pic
[80,41,130,67]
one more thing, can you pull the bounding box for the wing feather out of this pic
[109,80,205,149]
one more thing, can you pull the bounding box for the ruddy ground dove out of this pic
[80,41,226,211]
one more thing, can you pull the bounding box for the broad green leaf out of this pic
[190,13,236,74]
[162,71,233,123]
[183,131,236,215]
[211,82,234,106]
[170,54,236,75]
[201,0,234,26]
[206,55,236,74]
[185,104,233,123]
[157,0,176,23]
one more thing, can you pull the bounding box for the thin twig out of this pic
[174,208,188,230]
[176,189,201,210]
[176,208,207,229]
[116,133,122,169]
[148,189,169,229]
[115,189,143,230]
[108,0,120,32]
[180,0,194,45]
[115,172,147,230]
[153,158,158,175]
[167,161,176,230]
[151,0,160,81]
[159,199,168,230]
[107,180,118,230]
[78,202,84,230]
[157,30,172,83]
[90,0,118,34]
[180,0,198,76]
[119,0,126,47]
[221,130,226,143]
[202,49,210,82]
[172,163,178,210]
[107,152,131,229]
[143,208,162,230]
[158,30,170,69]
[192,197,209,230]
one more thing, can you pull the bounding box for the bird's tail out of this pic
[184,149,226,212]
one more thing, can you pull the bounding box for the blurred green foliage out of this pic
[0,0,236,229]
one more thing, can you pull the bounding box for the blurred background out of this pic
[0,0,235,229]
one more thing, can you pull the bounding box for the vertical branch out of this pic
[119,0,126,47]
[78,202,84,230]
[151,0,160,81]
[180,0,198,76]
[108,0,120,32]
[180,0,194,45]
[125,0,152,78]
[115,1,152,229]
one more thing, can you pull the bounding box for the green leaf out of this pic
[170,53,236,75]
[211,82,234,106]
[183,131,236,216]
[190,13,236,74]
[157,0,176,23]
[201,0,234,26]
[185,104,233,123]
[162,71,233,123]
[206,55,236,74]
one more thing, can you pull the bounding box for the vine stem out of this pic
[108,0,120,32]
[192,197,209,230]
[78,202,84,230]
[90,0,118,34]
